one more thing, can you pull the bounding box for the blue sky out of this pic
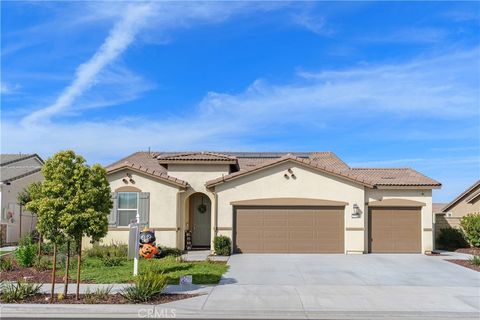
[1,1,479,202]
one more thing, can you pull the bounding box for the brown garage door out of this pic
[234,206,344,253]
[368,207,421,253]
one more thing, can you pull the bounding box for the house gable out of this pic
[442,180,480,212]
[206,155,374,189]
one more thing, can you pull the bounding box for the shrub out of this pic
[40,242,53,255]
[0,256,14,271]
[34,256,52,271]
[39,241,71,256]
[437,227,468,250]
[469,255,480,267]
[158,246,182,258]
[120,272,168,303]
[84,243,128,259]
[84,286,112,304]
[460,213,480,247]
[101,256,124,267]
[18,234,35,246]
[0,281,42,303]
[15,243,37,267]
[213,236,231,256]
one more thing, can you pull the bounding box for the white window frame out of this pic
[117,192,139,226]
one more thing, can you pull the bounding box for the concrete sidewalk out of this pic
[2,283,213,295]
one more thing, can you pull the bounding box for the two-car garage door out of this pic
[234,206,344,253]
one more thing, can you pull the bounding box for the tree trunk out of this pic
[50,242,57,302]
[37,232,42,265]
[63,241,70,296]
[75,239,82,300]
[19,205,22,240]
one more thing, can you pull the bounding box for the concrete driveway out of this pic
[167,254,480,318]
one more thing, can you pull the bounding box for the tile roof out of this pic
[0,153,43,182]
[350,168,441,187]
[309,152,350,171]
[155,152,237,164]
[433,203,448,214]
[107,151,441,189]
[0,153,40,166]
[106,152,188,188]
[206,154,376,188]
[442,180,480,212]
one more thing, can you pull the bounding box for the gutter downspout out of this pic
[211,188,218,254]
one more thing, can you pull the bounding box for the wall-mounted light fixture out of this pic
[352,204,362,218]
[287,168,293,174]
[284,173,290,179]
[122,178,128,184]
[129,178,135,184]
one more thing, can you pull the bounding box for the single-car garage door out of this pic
[368,207,421,253]
[234,206,344,253]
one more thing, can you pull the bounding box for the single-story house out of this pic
[0,153,44,244]
[435,180,480,233]
[99,151,441,254]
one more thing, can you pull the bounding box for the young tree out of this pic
[62,164,111,299]
[26,151,111,300]
[25,181,64,301]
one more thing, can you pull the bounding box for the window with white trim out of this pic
[117,192,138,226]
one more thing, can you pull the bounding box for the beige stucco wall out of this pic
[168,164,229,191]
[214,161,366,253]
[446,184,480,218]
[1,171,43,243]
[365,188,433,253]
[168,164,230,249]
[88,169,181,249]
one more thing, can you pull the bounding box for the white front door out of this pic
[191,194,211,247]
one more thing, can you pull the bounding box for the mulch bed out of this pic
[0,266,97,284]
[0,267,66,283]
[1,293,198,304]
[455,248,480,256]
[446,259,480,272]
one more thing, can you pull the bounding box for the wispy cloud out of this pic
[4,47,478,164]
[1,82,20,95]
[22,3,153,125]
[292,12,334,36]
[19,2,283,125]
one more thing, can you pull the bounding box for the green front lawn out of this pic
[59,256,228,284]
[0,250,13,255]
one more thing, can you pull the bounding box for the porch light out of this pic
[352,204,362,218]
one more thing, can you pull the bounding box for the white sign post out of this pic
[128,212,141,276]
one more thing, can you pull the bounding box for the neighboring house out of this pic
[436,180,480,233]
[0,154,44,244]
[97,151,441,254]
